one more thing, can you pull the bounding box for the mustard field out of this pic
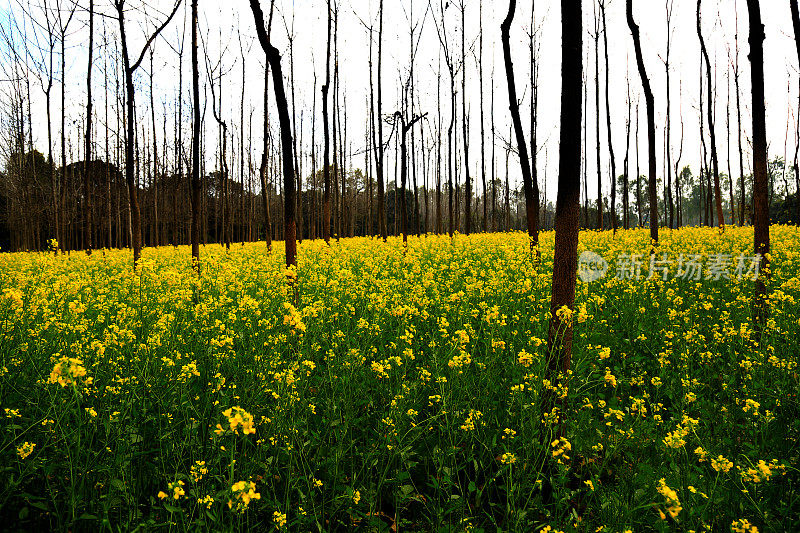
[1,227,798,532]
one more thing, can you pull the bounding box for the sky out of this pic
[1,0,798,206]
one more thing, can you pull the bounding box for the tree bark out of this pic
[546,0,583,406]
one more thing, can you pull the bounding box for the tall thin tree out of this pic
[698,0,724,230]
[114,0,182,267]
[250,0,297,269]
[546,0,583,411]
[746,0,769,336]
[84,0,94,253]
[627,0,658,244]
[501,0,539,250]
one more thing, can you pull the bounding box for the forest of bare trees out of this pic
[0,0,791,258]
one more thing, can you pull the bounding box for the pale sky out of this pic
[1,0,798,205]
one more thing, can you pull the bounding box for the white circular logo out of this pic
[578,251,608,283]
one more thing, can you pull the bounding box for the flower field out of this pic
[0,226,798,532]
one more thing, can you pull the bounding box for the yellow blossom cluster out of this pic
[228,480,260,512]
[47,355,89,387]
[215,406,256,436]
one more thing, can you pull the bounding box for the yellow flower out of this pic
[555,305,574,326]
[500,452,517,465]
[228,480,260,512]
[551,437,572,464]
[604,368,617,388]
[731,518,759,533]
[190,460,208,483]
[220,406,256,435]
[352,490,361,504]
[2,287,23,309]
[656,478,682,519]
[517,349,534,367]
[273,510,287,527]
[17,442,36,459]
[48,355,88,387]
[198,495,214,508]
[712,455,733,473]
[694,446,709,462]
[460,409,482,431]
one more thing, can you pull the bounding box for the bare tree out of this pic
[323,0,333,242]
[627,0,658,244]
[735,1,745,225]
[250,0,296,269]
[459,0,471,234]
[593,2,602,229]
[114,0,182,267]
[58,0,77,250]
[746,0,769,337]
[599,0,616,232]
[395,111,426,243]
[663,0,675,228]
[479,0,486,231]
[546,0,583,417]
[84,0,94,252]
[501,0,539,251]
[698,0,724,230]
[623,70,631,228]
[790,0,800,220]
[432,0,457,237]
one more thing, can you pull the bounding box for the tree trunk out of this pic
[190,0,202,268]
[623,75,631,229]
[664,0,675,229]
[627,0,658,244]
[594,8,602,230]
[546,0,583,408]
[322,2,332,243]
[260,63,273,250]
[115,0,180,268]
[84,0,94,253]
[698,0,724,230]
[746,0,769,337]
[251,0,296,269]
[600,0,616,233]
[790,0,800,221]
[501,0,538,250]
[480,0,487,231]
[461,1,471,235]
